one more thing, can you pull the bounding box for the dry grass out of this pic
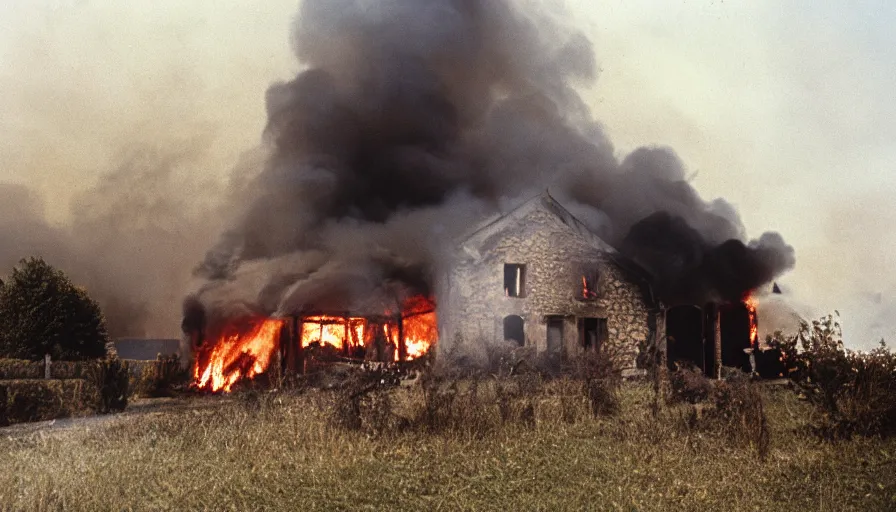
[0,382,894,511]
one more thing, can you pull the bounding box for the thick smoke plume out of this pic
[189,0,795,325]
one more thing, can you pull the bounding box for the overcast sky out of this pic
[1,1,893,348]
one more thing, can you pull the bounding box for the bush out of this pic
[131,355,187,398]
[0,257,108,361]
[0,379,94,424]
[669,363,713,404]
[49,361,93,379]
[0,358,96,380]
[87,357,129,413]
[0,385,6,426]
[769,314,896,439]
[707,372,769,459]
[0,358,44,380]
[678,371,770,460]
[572,344,625,417]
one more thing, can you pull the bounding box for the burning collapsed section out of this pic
[190,296,437,392]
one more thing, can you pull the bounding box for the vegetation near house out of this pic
[0,257,108,361]
[0,257,131,424]
[768,314,896,439]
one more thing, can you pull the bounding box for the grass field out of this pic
[0,380,894,511]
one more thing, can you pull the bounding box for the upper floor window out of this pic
[581,270,599,300]
[504,263,526,297]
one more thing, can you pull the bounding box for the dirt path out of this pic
[1,396,231,439]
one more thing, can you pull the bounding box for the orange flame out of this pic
[403,311,437,359]
[582,275,597,299]
[193,318,283,393]
[300,309,436,361]
[300,316,365,351]
[744,295,759,348]
[194,296,437,392]
[298,296,436,361]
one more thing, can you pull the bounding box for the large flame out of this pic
[193,296,437,392]
[300,296,437,361]
[403,311,437,359]
[193,318,284,393]
[744,294,759,348]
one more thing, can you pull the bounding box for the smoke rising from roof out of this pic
[188,0,794,322]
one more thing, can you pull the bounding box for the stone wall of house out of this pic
[438,201,652,368]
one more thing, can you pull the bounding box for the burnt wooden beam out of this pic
[713,306,722,380]
[397,313,407,362]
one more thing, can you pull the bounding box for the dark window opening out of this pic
[579,317,608,351]
[720,303,753,373]
[504,264,526,297]
[546,316,564,354]
[503,315,525,346]
[666,305,705,373]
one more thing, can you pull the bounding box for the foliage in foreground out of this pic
[0,357,131,424]
[130,355,188,398]
[0,379,95,426]
[769,314,896,439]
[86,357,129,414]
[0,257,108,361]
[1,382,894,511]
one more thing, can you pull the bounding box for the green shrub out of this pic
[0,379,93,424]
[87,357,129,413]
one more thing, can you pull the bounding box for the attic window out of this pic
[581,270,599,300]
[504,264,526,298]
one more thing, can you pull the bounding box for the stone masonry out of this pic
[437,192,655,369]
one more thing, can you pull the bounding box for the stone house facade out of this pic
[437,192,657,369]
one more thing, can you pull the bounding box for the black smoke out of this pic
[188,0,795,321]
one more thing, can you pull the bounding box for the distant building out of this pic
[113,338,181,361]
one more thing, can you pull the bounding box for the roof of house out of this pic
[458,189,656,288]
[460,190,615,252]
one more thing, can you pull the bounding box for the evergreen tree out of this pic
[0,257,108,360]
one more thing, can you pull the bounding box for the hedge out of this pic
[128,357,187,398]
[0,356,189,425]
[0,359,102,381]
[0,357,132,425]
[0,359,44,380]
[0,379,95,426]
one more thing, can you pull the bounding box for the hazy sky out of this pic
[1,1,893,348]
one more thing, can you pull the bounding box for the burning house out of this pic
[181,0,796,392]
[185,190,775,393]
[439,191,654,368]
